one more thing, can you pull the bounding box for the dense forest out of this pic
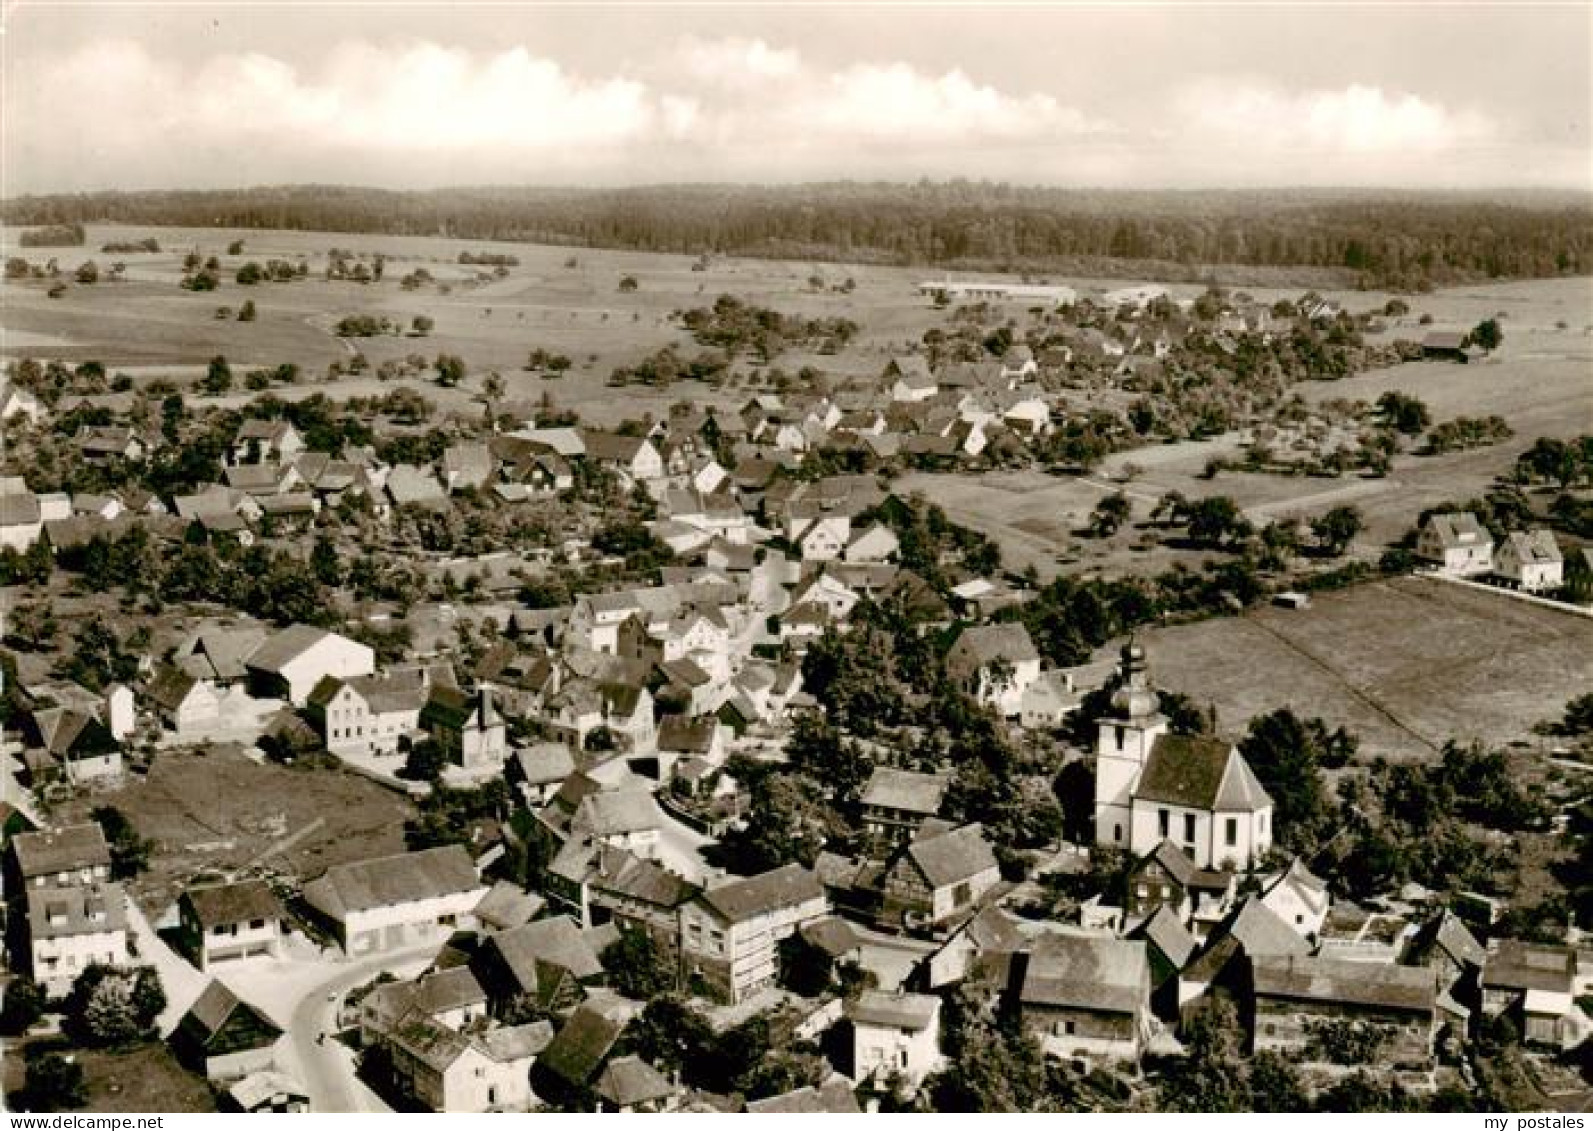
[4,183,1590,290]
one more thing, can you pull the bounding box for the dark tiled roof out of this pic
[303,845,482,918]
[10,823,111,878]
[1136,734,1271,811]
[861,767,949,816]
[904,823,999,889]
[1019,934,1149,1015]
[1252,954,1437,1013]
[699,863,823,925]
[183,879,283,928]
[537,1003,626,1087]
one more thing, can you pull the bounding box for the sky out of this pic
[3,2,1590,194]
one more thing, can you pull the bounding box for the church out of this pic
[1093,640,1273,870]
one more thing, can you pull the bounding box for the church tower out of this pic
[1093,637,1168,849]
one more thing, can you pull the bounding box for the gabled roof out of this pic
[303,846,482,919]
[1502,529,1562,566]
[1483,939,1576,994]
[1019,934,1149,1015]
[536,1002,626,1087]
[1407,910,1485,971]
[945,622,1039,674]
[902,823,999,889]
[592,846,699,909]
[594,1055,676,1109]
[1422,511,1492,549]
[483,915,606,991]
[847,990,939,1032]
[10,823,111,878]
[1260,858,1330,917]
[1252,954,1437,1014]
[512,742,577,786]
[698,863,823,925]
[183,879,283,928]
[179,980,282,1049]
[1136,734,1272,812]
[657,715,719,755]
[0,493,42,526]
[1134,904,1199,969]
[26,882,127,938]
[574,789,663,838]
[746,1076,861,1114]
[244,624,334,674]
[1184,896,1309,985]
[861,767,949,816]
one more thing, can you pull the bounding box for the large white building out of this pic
[1094,641,1273,870]
[245,625,376,706]
[303,846,489,956]
[917,280,1078,308]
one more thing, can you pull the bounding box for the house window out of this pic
[1113,824,1122,843]
[250,918,266,930]
[1135,883,1148,898]
[1114,726,1125,749]
[1158,809,1169,837]
[1183,814,1196,843]
[1225,818,1238,847]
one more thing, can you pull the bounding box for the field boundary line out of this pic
[1412,569,1593,621]
[1241,599,1442,755]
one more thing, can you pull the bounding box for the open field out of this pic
[1120,575,1593,763]
[3,1040,217,1113]
[56,745,415,918]
[895,467,1228,582]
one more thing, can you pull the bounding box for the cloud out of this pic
[1177,80,1495,154]
[796,63,1101,144]
[3,38,1566,192]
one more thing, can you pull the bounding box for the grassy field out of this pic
[1122,575,1593,763]
[3,1040,217,1113]
[55,745,415,917]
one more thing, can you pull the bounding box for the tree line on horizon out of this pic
[4,182,1590,291]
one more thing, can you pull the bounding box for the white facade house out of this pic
[849,991,944,1091]
[308,672,427,759]
[944,623,1042,716]
[1494,530,1563,593]
[1416,512,1494,576]
[26,882,132,996]
[679,864,830,1003]
[245,626,376,706]
[303,846,489,956]
[179,879,286,970]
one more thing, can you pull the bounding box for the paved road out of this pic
[275,945,442,1113]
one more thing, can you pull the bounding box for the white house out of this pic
[1258,859,1332,943]
[789,513,851,562]
[849,991,944,1091]
[26,882,132,996]
[303,846,489,956]
[679,864,829,1003]
[1494,530,1563,593]
[178,879,286,970]
[1416,512,1494,577]
[388,1013,547,1113]
[307,671,428,759]
[943,623,1041,716]
[245,625,376,706]
[844,524,900,564]
[0,491,43,551]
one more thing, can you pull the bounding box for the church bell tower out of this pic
[1093,637,1168,848]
